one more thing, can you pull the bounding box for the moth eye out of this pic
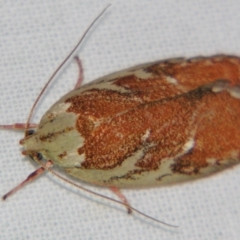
[36,152,43,160]
[27,129,35,136]
[29,152,43,161]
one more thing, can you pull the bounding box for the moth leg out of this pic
[109,186,132,214]
[2,160,53,200]
[0,123,38,130]
[74,56,84,89]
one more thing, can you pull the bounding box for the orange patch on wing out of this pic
[70,85,213,170]
[66,56,240,175]
[172,91,240,174]
[146,55,240,89]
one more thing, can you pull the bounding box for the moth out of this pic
[1,6,240,226]
[18,55,240,187]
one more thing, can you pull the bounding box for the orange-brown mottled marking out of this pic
[68,84,211,170]
[172,91,240,174]
[65,55,240,177]
[66,89,143,119]
[108,169,148,182]
[146,55,240,90]
[58,151,67,159]
[114,75,183,101]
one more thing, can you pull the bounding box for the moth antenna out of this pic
[2,4,176,228]
[24,4,111,137]
[2,155,176,227]
[30,157,177,228]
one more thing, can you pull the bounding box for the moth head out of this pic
[20,129,44,161]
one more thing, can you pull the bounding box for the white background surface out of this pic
[1,0,240,239]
